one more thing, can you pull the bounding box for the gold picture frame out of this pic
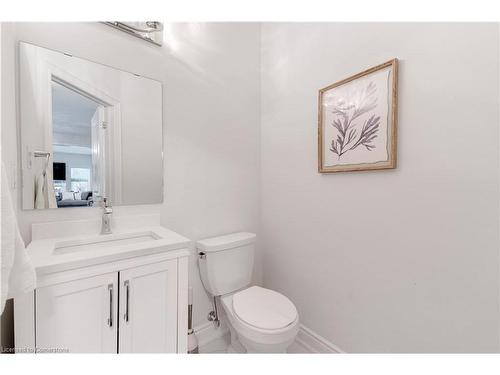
[318,59,398,173]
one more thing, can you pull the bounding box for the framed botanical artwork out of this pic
[318,58,398,173]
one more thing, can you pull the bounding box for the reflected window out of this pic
[70,168,91,192]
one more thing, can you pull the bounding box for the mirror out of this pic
[19,42,163,209]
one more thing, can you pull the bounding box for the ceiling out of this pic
[52,81,99,149]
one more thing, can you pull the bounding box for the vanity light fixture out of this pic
[103,21,164,46]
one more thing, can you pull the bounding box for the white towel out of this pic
[34,163,57,209]
[1,161,36,314]
[34,172,46,209]
[45,163,57,209]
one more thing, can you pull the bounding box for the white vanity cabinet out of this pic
[118,259,178,353]
[36,272,119,353]
[14,222,190,354]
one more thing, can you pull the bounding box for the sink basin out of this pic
[26,221,191,275]
[53,231,161,255]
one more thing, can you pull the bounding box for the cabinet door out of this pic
[119,259,178,353]
[36,272,118,353]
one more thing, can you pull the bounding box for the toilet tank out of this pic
[196,232,256,296]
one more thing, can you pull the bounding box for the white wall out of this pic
[260,23,499,352]
[158,23,262,328]
[1,22,261,332]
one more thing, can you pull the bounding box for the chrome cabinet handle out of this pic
[107,283,113,327]
[124,280,130,323]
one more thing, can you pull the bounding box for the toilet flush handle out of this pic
[198,251,206,259]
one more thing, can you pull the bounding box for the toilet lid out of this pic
[232,286,297,330]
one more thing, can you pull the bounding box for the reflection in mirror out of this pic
[52,81,101,207]
[19,42,163,209]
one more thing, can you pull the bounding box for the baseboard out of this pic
[195,319,344,353]
[193,321,229,348]
[292,324,345,353]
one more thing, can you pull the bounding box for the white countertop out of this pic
[27,225,191,275]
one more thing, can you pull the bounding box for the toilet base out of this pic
[225,311,296,353]
[227,325,247,353]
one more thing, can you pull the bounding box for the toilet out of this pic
[197,232,299,353]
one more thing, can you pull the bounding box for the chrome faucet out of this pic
[101,198,113,235]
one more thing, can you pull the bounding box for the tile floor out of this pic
[199,333,232,353]
[198,332,307,353]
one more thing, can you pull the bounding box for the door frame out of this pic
[46,65,123,205]
[21,58,124,207]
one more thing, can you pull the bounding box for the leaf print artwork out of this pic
[319,59,397,173]
[329,81,381,159]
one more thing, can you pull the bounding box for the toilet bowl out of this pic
[221,286,299,353]
[196,232,299,353]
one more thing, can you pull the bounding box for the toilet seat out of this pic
[221,287,300,352]
[232,286,298,330]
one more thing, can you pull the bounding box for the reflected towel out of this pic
[34,165,57,209]
[45,163,57,208]
[34,172,46,209]
[1,162,36,314]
